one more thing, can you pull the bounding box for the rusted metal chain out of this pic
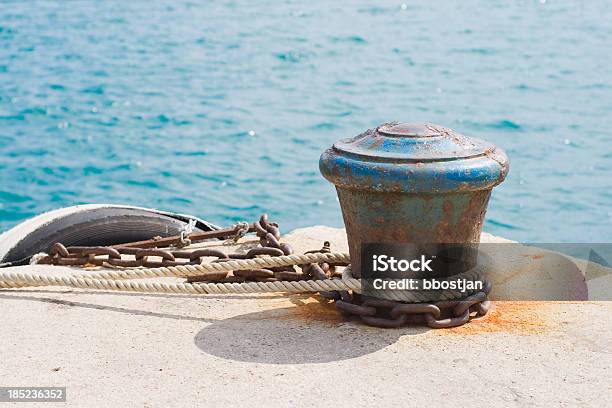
[333,281,492,329]
[36,215,345,284]
[110,222,257,249]
[26,214,491,329]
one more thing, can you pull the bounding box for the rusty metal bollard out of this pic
[319,122,509,277]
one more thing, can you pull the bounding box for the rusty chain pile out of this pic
[39,214,345,285]
[36,214,491,329]
[331,281,491,329]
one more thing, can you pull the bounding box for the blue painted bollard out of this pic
[319,122,509,277]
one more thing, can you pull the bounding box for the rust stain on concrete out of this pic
[437,301,552,335]
[255,295,345,325]
[282,297,345,324]
[257,297,552,334]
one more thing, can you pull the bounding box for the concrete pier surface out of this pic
[1,227,610,407]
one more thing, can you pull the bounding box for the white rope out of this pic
[179,218,197,245]
[0,271,360,294]
[0,253,352,293]
[0,252,482,302]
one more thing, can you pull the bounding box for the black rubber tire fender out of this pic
[0,205,217,265]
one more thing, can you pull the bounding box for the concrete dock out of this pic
[1,227,610,407]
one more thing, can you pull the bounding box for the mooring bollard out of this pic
[319,122,509,278]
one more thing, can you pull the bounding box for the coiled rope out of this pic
[0,252,481,302]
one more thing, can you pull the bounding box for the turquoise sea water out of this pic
[0,1,610,242]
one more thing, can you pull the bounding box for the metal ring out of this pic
[335,300,377,316]
[453,291,488,316]
[360,314,408,328]
[309,264,328,280]
[390,303,442,320]
[425,308,470,329]
[67,246,122,259]
[135,249,175,261]
[253,221,267,237]
[475,300,491,316]
[233,269,275,279]
[50,243,69,257]
[273,271,304,281]
[362,298,399,309]
[279,243,293,255]
[188,249,229,262]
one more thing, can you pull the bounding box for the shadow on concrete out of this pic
[0,293,217,323]
[194,295,428,364]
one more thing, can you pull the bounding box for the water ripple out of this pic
[0,0,610,242]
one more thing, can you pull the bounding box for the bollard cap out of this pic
[319,122,509,193]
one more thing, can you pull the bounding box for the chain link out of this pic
[37,214,491,329]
